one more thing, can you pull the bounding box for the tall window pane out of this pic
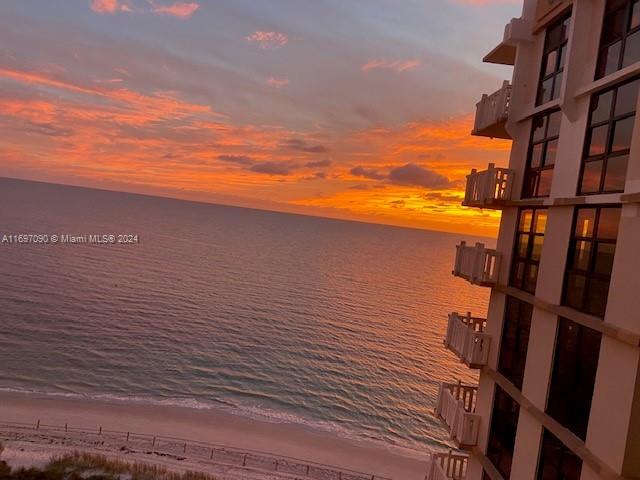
[487,386,520,479]
[546,318,602,440]
[579,77,638,195]
[563,206,621,317]
[537,14,571,105]
[524,111,561,198]
[511,208,547,293]
[536,429,582,480]
[498,297,533,390]
[597,0,640,79]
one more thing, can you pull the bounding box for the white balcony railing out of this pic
[463,163,514,209]
[453,241,501,287]
[444,312,491,368]
[435,382,481,449]
[426,450,469,480]
[472,81,511,139]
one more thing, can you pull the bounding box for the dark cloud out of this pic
[350,166,386,180]
[250,161,297,175]
[217,154,254,166]
[281,138,329,154]
[423,192,463,202]
[305,159,332,168]
[23,121,73,137]
[349,183,370,190]
[302,171,327,181]
[387,163,451,189]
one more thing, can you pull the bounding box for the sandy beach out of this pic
[0,392,430,480]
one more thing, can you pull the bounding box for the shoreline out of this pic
[0,387,440,458]
[0,391,430,480]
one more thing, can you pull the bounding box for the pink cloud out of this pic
[361,58,421,73]
[246,31,289,49]
[150,2,200,18]
[266,76,289,89]
[89,0,199,17]
[90,0,120,14]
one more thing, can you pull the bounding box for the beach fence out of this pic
[0,420,393,480]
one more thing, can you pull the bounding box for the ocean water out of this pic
[0,177,491,456]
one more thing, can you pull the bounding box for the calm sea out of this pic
[0,177,491,456]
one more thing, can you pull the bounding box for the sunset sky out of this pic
[0,0,519,236]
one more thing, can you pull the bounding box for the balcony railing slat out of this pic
[434,382,481,449]
[463,163,515,209]
[452,242,501,287]
[472,80,511,139]
[426,450,469,480]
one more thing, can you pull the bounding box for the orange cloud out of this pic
[286,114,510,236]
[361,58,421,73]
[246,31,289,49]
[150,1,200,18]
[266,76,289,89]
[0,68,213,126]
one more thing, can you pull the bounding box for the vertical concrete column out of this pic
[586,204,640,477]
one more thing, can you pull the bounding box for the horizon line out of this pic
[0,175,495,241]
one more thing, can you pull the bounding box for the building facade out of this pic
[429,0,640,479]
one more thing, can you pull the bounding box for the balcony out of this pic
[452,241,501,287]
[444,312,491,368]
[434,382,481,449]
[463,163,515,209]
[484,17,532,66]
[471,81,511,139]
[426,450,468,480]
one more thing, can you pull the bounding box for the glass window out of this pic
[563,206,621,317]
[487,386,520,479]
[546,318,602,440]
[597,0,640,79]
[536,429,583,480]
[537,14,571,105]
[511,208,547,293]
[524,110,561,198]
[579,77,638,195]
[498,296,533,390]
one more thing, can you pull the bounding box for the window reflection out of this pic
[487,386,519,479]
[597,0,640,79]
[546,318,602,440]
[511,209,547,294]
[498,297,532,390]
[537,14,571,105]
[579,78,638,195]
[536,429,582,480]
[524,110,561,198]
[563,206,621,317]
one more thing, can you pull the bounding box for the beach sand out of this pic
[0,392,430,480]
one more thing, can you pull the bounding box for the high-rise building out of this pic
[427,0,640,478]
